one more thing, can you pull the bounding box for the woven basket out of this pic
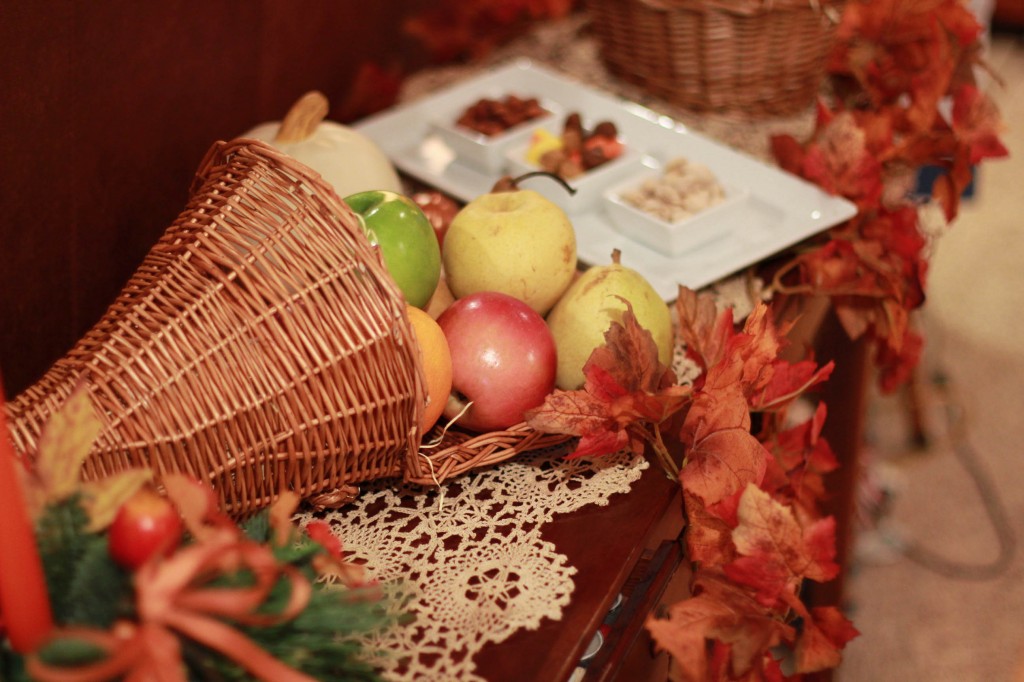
[5,139,569,516]
[586,0,844,117]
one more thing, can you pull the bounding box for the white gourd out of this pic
[244,91,402,198]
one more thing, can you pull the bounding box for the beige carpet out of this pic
[838,30,1024,682]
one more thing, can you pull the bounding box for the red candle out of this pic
[0,379,53,653]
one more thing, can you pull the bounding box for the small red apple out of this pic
[436,291,557,432]
[108,486,183,570]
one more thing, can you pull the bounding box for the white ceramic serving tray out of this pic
[352,59,857,302]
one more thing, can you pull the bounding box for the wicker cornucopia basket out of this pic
[4,139,568,516]
[586,0,845,117]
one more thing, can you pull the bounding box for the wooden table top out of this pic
[472,460,684,682]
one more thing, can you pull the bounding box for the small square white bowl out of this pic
[504,135,643,214]
[428,96,558,175]
[603,171,750,255]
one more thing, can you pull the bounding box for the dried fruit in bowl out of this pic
[456,94,547,137]
[526,112,624,179]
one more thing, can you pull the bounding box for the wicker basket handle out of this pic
[274,91,330,143]
[637,0,842,21]
[404,426,574,488]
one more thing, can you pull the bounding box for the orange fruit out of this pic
[406,304,453,434]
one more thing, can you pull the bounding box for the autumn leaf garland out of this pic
[769,0,1009,392]
[526,287,852,679]
[669,293,854,679]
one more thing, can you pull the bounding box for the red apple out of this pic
[436,291,556,432]
[108,486,183,570]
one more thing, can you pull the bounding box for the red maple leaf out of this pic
[729,304,792,397]
[675,285,734,377]
[677,299,816,506]
[752,358,834,414]
[801,111,884,209]
[875,325,925,393]
[952,83,1010,165]
[770,131,807,179]
[762,402,839,514]
[772,206,927,380]
[525,305,689,459]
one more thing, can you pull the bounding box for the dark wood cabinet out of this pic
[0,2,429,397]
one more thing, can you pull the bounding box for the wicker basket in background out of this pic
[586,0,845,117]
[4,139,568,517]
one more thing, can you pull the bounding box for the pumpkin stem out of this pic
[275,91,329,143]
[490,171,577,196]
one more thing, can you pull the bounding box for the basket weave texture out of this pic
[5,139,569,516]
[586,0,844,117]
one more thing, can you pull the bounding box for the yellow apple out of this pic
[442,186,576,316]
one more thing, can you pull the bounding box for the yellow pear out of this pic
[442,177,577,316]
[546,249,673,390]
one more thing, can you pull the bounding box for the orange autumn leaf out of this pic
[794,605,861,673]
[723,485,839,608]
[678,381,768,508]
[647,571,795,680]
[732,485,839,583]
[638,0,1006,673]
[830,0,979,116]
[769,0,1000,398]
[585,298,678,397]
[677,300,803,506]
[646,593,732,681]
[683,490,738,567]
[162,473,236,543]
[674,286,733,376]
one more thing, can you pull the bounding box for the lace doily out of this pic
[297,446,648,681]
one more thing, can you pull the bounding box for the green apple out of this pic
[546,249,673,390]
[442,186,576,316]
[344,190,442,309]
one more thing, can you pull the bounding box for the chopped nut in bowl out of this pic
[428,94,558,174]
[505,113,642,214]
[603,156,749,255]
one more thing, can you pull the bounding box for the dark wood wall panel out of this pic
[0,1,424,396]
